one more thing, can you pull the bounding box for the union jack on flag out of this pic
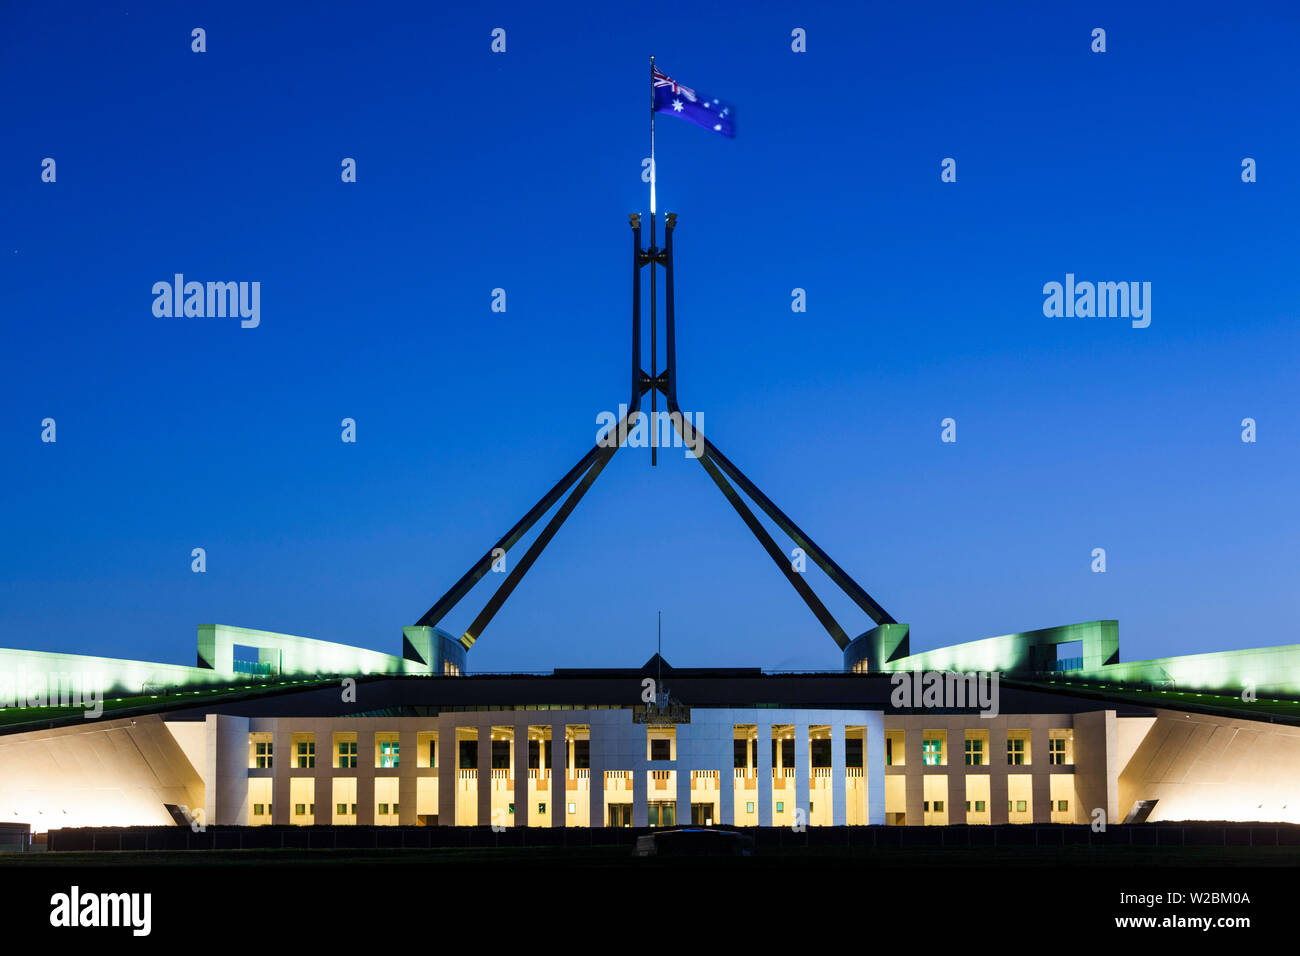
[652,66,735,138]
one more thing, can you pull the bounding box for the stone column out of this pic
[550,723,567,828]
[513,720,530,827]
[272,724,291,825]
[989,723,1009,825]
[356,730,375,826]
[756,722,773,826]
[437,719,457,826]
[904,723,924,825]
[398,726,417,826]
[1031,718,1052,823]
[830,719,847,826]
[477,721,492,828]
[314,724,331,826]
[866,717,885,825]
[588,718,606,828]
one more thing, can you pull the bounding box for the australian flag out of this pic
[653,66,735,138]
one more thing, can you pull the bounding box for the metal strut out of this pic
[417,214,894,652]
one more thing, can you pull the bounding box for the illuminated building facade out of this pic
[3,620,1300,834]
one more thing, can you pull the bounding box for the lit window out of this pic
[296,742,315,769]
[253,803,265,815]
[933,801,944,812]
[922,738,942,766]
[379,740,400,768]
[567,802,576,814]
[537,803,546,815]
[1057,800,1069,812]
[338,741,357,769]
[294,803,306,815]
[1007,738,1026,766]
[776,802,784,813]
[746,802,755,813]
[964,738,984,766]
[336,803,347,815]
[254,741,272,769]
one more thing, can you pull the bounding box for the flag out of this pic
[653,66,735,138]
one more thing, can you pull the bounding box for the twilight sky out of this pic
[3,1,1298,673]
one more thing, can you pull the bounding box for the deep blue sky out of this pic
[3,2,1298,673]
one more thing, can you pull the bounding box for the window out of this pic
[336,803,347,815]
[338,740,358,769]
[1057,800,1069,812]
[254,741,272,769]
[567,802,576,814]
[964,738,984,765]
[378,803,390,815]
[379,740,400,769]
[1007,737,1026,766]
[922,738,942,766]
[537,803,546,815]
[966,800,985,812]
[1049,729,1074,765]
[845,738,863,769]
[490,739,510,770]
[459,740,478,769]
[253,803,265,815]
[296,741,315,769]
[650,738,671,761]
[934,801,944,812]
[884,731,904,767]
[746,801,755,813]
[1008,800,1027,812]
[776,802,784,813]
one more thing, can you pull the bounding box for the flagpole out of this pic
[649,54,658,466]
[649,54,657,221]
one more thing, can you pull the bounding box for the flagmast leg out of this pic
[649,54,658,467]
